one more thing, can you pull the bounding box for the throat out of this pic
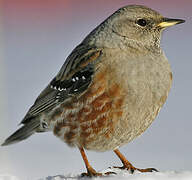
[112,29,161,53]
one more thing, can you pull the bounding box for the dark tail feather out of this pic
[1,120,40,146]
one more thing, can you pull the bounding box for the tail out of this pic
[1,120,40,146]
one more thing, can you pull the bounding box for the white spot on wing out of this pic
[72,78,76,82]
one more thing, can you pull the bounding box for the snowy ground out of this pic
[1,168,192,180]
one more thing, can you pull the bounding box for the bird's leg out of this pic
[79,147,102,177]
[79,147,116,177]
[113,149,158,173]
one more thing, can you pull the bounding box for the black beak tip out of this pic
[163,18,185,25]
[177,19,185,24]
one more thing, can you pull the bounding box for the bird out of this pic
[2,5,185,177]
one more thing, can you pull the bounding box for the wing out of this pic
[21,44,102,124]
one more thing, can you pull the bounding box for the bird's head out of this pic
[107,5,185,49]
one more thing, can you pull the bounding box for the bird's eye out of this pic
[136,19,147,27]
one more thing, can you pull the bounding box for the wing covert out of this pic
[21,45,102,124]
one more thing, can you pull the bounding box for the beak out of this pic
[157,18,185,28]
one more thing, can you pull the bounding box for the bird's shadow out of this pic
[39,167,157,180]
[40,171,117,180]
[42,174,111,180]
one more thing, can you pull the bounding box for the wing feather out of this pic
[21,44,102,124]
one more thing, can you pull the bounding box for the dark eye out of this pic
[136,19,147,27]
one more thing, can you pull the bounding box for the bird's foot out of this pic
[81,172,102,177]
[113,163,158,174]
[136,167,158,173]
[81,167,102,177]
[81,167,116,177]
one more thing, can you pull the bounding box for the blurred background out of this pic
[0,0,191,179]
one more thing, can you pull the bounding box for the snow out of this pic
[37,169,192,180]
[0,175,19,180]
[1,168,192,180]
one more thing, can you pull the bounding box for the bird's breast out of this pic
[51,50,172,151]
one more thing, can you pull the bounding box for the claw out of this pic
[113,149,158,174]
[81,171,116,177]
[81,172,102,177]
[137,168,159,172]
[104,171,117,175]
[113,165,158,173]
[81,167,103,177]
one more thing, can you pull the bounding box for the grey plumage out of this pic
[2,5,184,152]
[2,46,102,146]
[1,4,185,176]
[1,118,39,146]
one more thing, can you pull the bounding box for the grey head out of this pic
[84,5,185,50]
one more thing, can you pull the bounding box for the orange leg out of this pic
[114,149,158,173]
[79,147,102,177]
[79,147,116,177]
